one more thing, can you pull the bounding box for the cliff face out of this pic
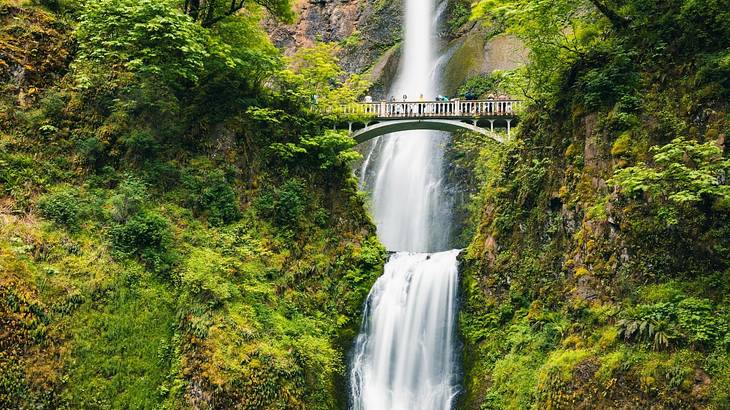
[266,0,526,99]
[440,29,526,95]
[265,0,403,93]
[1,4,386,409]
[454,19,730,410]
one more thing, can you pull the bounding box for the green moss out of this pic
[595,349,626,382]
[538,349,592,384]
[491,353,542,409]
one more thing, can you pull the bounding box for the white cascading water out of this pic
[349,0,460,408]
[350,251,460,409]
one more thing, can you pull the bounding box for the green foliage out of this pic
[111,211,175,274]
[471,0,609,99]
[254,178,308,229]
[490,352,541,408]
[696,50,730,97]
[575,46,639,110]
[206,11,283,84]
[610,131,632,157]
[536,349,592,404]
[77,136,106,166]
[181,248,241,307]
[447,0,471,33]
[300,130,362,169]
[459,0,730,408]
[182,166,241,226]
[458,71,515,98]
[119,129,161,160]
[278,43,371,118]
[110,175,149,223]
[617,297,727,351]
[37,187,84,231]
[182,0,294,27]
[610,137,730,208]
[64,271,175,408]
[1,3,383,408]
[31,0,83,14]
[76,0,209,86]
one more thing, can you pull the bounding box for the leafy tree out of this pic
[187,9,283,118]
[471,0,613,100]
[76,0,210,87]
[205,11,282,84]
[300,130,362,169]
[278,43,371,119]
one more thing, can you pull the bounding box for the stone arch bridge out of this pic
[327,99,521,144]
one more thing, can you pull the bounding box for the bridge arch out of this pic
[351,119,505,144]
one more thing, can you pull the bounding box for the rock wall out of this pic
[265,0,526,99]
[265,0,403,86]
[440,29,527,95]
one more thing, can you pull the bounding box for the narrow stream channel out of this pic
[349,0,461,408]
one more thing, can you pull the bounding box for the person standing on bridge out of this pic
[418,93,424,115]
[402,94,408,116]
[487,94,495,114]
[497,94,508,114]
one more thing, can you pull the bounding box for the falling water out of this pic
[364,0,452,253]
[350,251,460,409]
[349,0,461,407]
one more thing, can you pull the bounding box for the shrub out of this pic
[458,71,512,98]
[300,130,360,170]
[611,137,730,204]
[111,211,175,273]
[110,175,149,223]
[618,298,727,351]
[77,137,106,167]
[576,46,640,111]
[120,129,160,161]
[37,187,84,231]
[181,168,241,226]
[254,178,307,229]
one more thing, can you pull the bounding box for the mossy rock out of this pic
[441,32,526,96]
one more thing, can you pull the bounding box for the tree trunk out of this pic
[187,0,201,21]
[588,0,629,29]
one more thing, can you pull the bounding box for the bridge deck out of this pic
[328,99,521,120]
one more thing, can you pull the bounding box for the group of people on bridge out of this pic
[358,92,516,117]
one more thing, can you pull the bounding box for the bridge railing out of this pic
[323,99,522,119]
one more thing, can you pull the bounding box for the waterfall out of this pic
[350,251,460,409]
[349,0,461,407]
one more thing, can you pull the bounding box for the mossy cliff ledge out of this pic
[1,3,385,408]
[455,1,730,408]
